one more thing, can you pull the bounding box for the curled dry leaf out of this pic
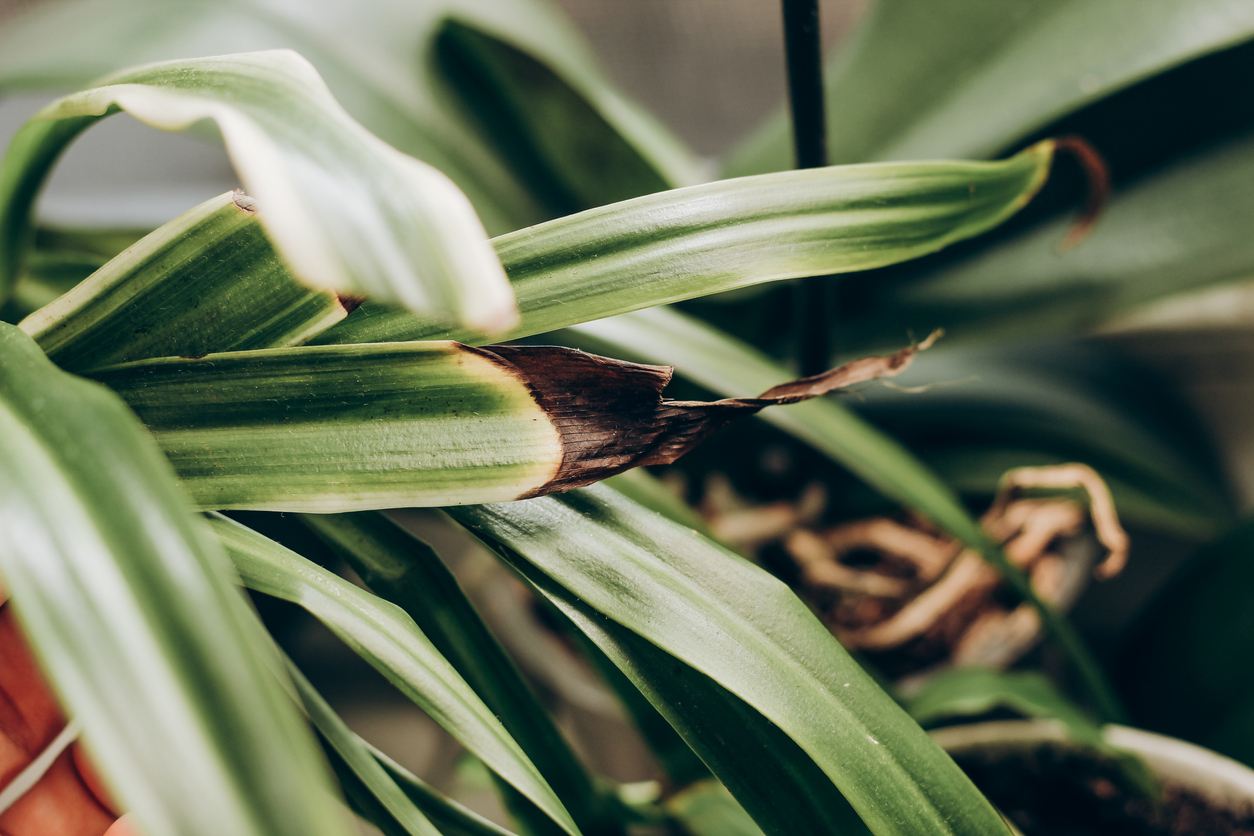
[784,463,1128,677]
[491,329,941,499]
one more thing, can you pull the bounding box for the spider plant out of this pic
[1,1,1253,835]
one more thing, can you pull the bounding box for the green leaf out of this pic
[549,606,711,789]
[300,512,611,836]
[603,470,712,538]
[208,513,580,836]
[92,342,563,511]
[547,590,868,836]
[434,18,688,219]
[0,50,515,331]
[906,668,1157,798]
[0,0,694,234]
[288,663,443,836]
[566,307,1126,723]
[289,661,516,836]
[21,190,349,372]
[665,781,765,836]
[908,668,1106,742]
[312,143,1054,346]
[0,322,353,836]
[728,0,1254,173]
[863,127,1254,347]
[451,485,1011,836]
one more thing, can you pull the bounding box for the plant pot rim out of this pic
[930,718,1254,814]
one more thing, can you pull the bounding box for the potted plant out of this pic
[0,2,1253,835]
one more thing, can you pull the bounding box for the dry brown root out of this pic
[988,463,1128,579]
[824,518,959,582]
[791,463,1129,673]
[704,475,826,551]
[787,530,910,598]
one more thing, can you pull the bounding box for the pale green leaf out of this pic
[21,190,348,372]
[0,50,515,331]
[90,342,561,511]
[209,513,580,836]
[314,143,1054,345]
[0,322,353,836]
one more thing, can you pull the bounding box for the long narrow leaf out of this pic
[21,191,348,372]
[451,486,1012,836]
[871,127,1254,346]
[289,661,515,836]
[301,512,612,836]
[208,513,580,836]
[313,143,1054,346]
[90,338,929,512]
[530,575,867,836]
[0,50,514,331]
[0,322,353,836]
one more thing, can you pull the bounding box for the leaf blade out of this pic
[314,144,1054,345]
[451,486,1011,836]
[0,322,353,836]
[209,513,580,836]
[0,50,514,330]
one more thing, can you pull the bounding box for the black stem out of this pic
[782,0,834,376]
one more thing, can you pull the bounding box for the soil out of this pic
[950,742,1254,836]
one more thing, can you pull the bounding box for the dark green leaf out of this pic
[451,485,1011,836]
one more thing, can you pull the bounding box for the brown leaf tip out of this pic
[1051,136,1110,251]
[474,336,939,499]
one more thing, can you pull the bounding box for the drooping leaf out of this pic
[0,0,695,233]
[728,0,1254,173]
[90,338,931,512]
[300,512,612,836]
[289,661,516,836]
[566,307,1125,722]
[0,322,353,836]
[21,190,349,372]
[0,50,516,331]
[313,143,1054,346]
[451,485,1012,836]
[207,513,580,836]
